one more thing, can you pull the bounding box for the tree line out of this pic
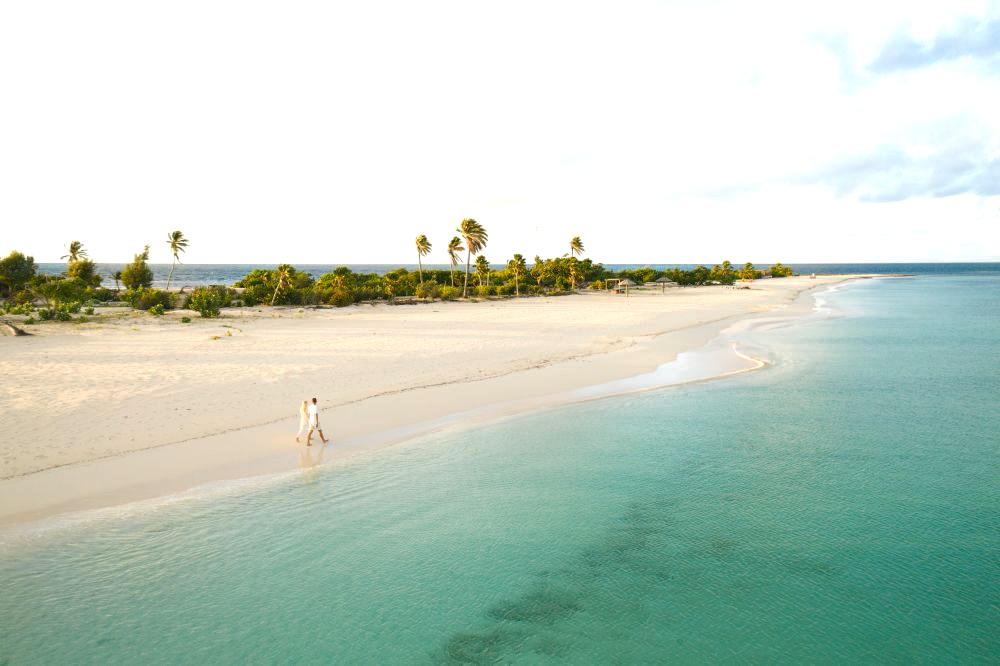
[1,222,794,322]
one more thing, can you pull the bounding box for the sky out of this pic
[1,0,998,264]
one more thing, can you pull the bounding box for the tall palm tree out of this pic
[415,235,432,284]
[457,218,488,297]
[61,241,87,263]
[447,237,464,287]
[271,264,292,305]
[165,230,189,290]
[570,236,585,258]
[508,254,527,296]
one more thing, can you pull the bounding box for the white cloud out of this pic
[1,0,997,263]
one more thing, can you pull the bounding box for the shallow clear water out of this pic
[1,275,998,664]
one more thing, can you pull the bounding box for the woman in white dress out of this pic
[295,399,309,443]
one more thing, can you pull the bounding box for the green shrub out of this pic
[78,315,89,323]
[38,307,72,321]
[589,280,605,290]
[24,316,34,325]
[240,285,268,306]
[0,251,37,299]
[67,259,102,287]
[181,316,191,323]
[182,286,233,310]
[353,288,384,303]
[187,287,222,318]
[90,287,116,302]
[129,288,173,311]
[84,306,94,315]
[235,266,313,305]
[280,288,304,305]
[438,285,461,300]
[475,285,492,298]
[3,302,32,315]
[327,287,355,307]
[149,304,165,316]
[121,246,154,290]
[31,275,86,310]
[13,290,34,305]
[303,288,330,306]
[769,263,793,278]
[415,282,440,299]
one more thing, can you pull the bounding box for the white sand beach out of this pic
[0,276,860,526]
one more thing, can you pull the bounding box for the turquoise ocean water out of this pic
[1,274,998,664]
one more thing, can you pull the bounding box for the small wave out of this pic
[0,467,309,547]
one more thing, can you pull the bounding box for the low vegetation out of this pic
[1,228,795,321]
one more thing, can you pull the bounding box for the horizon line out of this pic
[28,259,1000,266]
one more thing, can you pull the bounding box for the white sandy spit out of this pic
[0,276,860,526]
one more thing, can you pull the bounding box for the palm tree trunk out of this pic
[463,251,471,297]
[271,278,284,306]
[417,255,424,284]
[515,273,519,296]
[166,261,176,291]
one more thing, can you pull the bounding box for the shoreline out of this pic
[0,276,873,531]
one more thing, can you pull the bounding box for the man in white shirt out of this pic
[306,397,329,446]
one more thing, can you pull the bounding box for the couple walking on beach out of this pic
[296,397,328,446]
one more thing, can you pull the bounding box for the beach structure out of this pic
[654,276,678,293]
[607,277,636,296]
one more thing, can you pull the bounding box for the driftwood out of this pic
[1,321,31,336]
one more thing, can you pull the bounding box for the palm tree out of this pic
[271,264,292,305]
[415,235,432,284]
[383,273,398,299]
[475,255,490,287]
[457,218,488,297]
[568,261,582,290]
[165,231,188,290]
[112,271,122,295]
[60,241,87,263]
[508,254,527,296]
[570,236,585,258]
[447,237,464,287]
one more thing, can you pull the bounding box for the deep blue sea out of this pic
[35,262,1000,289]
[1,270,998,664]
